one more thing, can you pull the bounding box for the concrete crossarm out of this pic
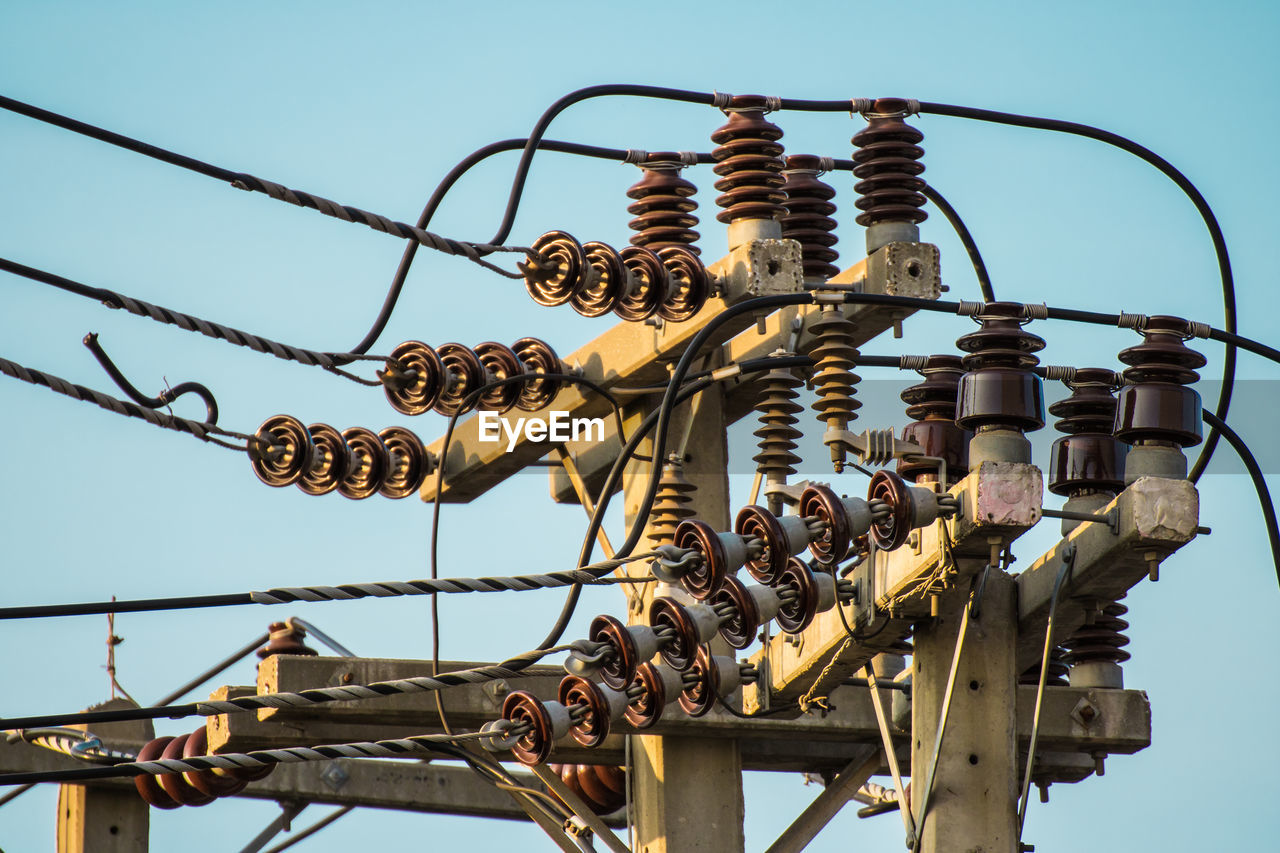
[1015,476,1199,673]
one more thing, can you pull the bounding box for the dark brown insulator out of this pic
[711,95,786,224]
[337,427,388,500]
[511,337,564,412]
[808,306,861,472]
[868,469,913,552]
[1019,646,1070,686]
[673,519,730,600]
[249,415,313,488]
[1049,369,1127,496]
[523,230,587,307]
[649,597,700,671]
[501,690,555,766]
[627,152,700,253]
[800,484,854,565]
[711,576,761,649]
[851,98,927,227]
[735,504,790,585]
[656,245,710,322]
[558,676,613,748]
[1114,316,1206,447]
[257,621,318,659]
[614,245,666,322]
[158,734,216,806]
[647,456,697,548]
[134,737,181,809]
[955,302,1046,433]
[623,662,668,730]
[474,341,524,413]
[551,764,627,815]
[590,614,641,691]
[433,343,485,417]
[378,426,430,499]
[1061,598,1131,667]
[752,363,804,486]
[781,154,839,280]
[898,355,970,485]
[381,340,445,416]
[297,423,348,496]
[774,557,819,634]
[183,726,253,798]
[572,241,627,318]
[678,646,719,718]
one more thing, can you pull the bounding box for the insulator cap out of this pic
[550,764,626,815]
[955,303,1046,432]
[678,646,719,717]
[382,340,444,416]
[1048,369,1127,496]
[501,690,556,766]
[134,737,181,809]
[249,415,313,488]
[573,242,627,318]
[711,95,786,224]
[378,426,430,499]
[735,505,790,584]
[851,98,927,227]
[257,621,317,659]
[711,576,762,649]
[558,675,613,748]
[614,245,666,322]
[524,231,586,307]
[774,557,820,633]
[627,152,701,254]
[898,354,969,483]
[1114,317,1205,446]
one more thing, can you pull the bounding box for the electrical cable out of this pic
[917,100,1236,483]
[1202,411,1280,588]
[918,184,994,302]
[152,632,270,706]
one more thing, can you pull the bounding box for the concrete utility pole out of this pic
[56,698,152,853]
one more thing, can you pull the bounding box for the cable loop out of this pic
[898,354,931,371]
[1022,302,1049,320]
[763,96,783,113]
[955,299,985,318]
[850,98,873,115]
[712,91,733,110]
[623,149,648,165]
[1117,311,1148,330]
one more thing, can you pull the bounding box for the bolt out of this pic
[340,672,354,685]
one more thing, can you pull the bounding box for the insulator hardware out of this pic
[549,764,627,815]
[585,614,663,691]
[898,354,970,486]
[678,645,747,718]
[1114,316,1205,447]
[781,154,839,281]
[381,337,564,416]
[808,306,862,472]
[734,504,826,584]
[499,690,574,766]
[851,97,927,228]
[1061,598,1131,670]
[522,230,587,307]
[572,241,627,318]
[710,576,782,649]
[649,596,723,671]
[647,455,697,548]
[866,469,955,552]
[671,519,760,600]
[623,661,687,730]
[256,621,317,659]
[558,675,631,748]
[774,557,836,633]
[799,484,874,565]
[1049,368,1127,496]
[627,151,701,254]
[752,359,804,514]
[955,301,1047,433]
[711,95,786,225]
[133,728,272,809]
[1019,647,1070,686]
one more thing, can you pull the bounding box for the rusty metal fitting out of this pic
[898,354,970,485]
[671,519,754,600]
[558,676,626,748]
[711,94,787,225]
[781,154,840,280]
[500,690,571,766]
[522,231,588,307]
[550,764,627,815]
[377,426,432,499]
[955,301,1047,433]
[510,336,564,412]
[335,427,387,500]
[257,621,318,659]
[589,615,660,691]
[851,97,928,228]
[808,306,862,472]
[297,422,348,496]
[248,414,314,488]
[381,340,445,416]
[614,245,666,322]
[473,341,524,414]
[572,241,628,318]
[1114,316,1206,447]
[627,151,701,254]
[800,484,873,565]
[647,456,697,548]
[774,557,820,633]
[656,245,710,322]
[1049,368,1127,496]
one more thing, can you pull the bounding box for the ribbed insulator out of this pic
[1114,316,1206,447]
[627,152,700,255]
[1019,646,1070,686]
[898,354,969,484]
[1061,598,1131,667]
[648,456,697,548]
[781,154,839,280]
[851,98,927,227]
[711,95,786,225]
[808,307,861,471]
[955,302,1046,433]
[550,764,627,815]
[752,363,804,483]
[257,621,317,659]
[1048,368,1127,496]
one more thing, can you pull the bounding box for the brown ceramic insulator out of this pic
[1061,597,1131,667]
[623,663,668,729]
[552,764,627,815]
[433,343,485,417]
[572,242,627,318]
[711,576,760,649]
[336,427,388,500]
[649,597,700,671]
[808,307,861,471]
[774,557,819,634]
[1115,316,1206,447]
[297,422,348,496]
[257,621,318,659]
[500,690,556,766]
[157,734,216,806]
[511,337,564,412]
[1048,369,1126,496]
[898,355,970,484]
[1019,646,1070,686]
[590,614,641,691]
[735,505,789,585]
[558,676,613,748]
[134,737,181,809]
[627,153,700,253]
[752,364,804,485]
[647,457,697,548]
[474,341,524,413]
[381,340,445,416]
[613,245,666,322]
[677,645,719,718]
[656,245,710,322]
[851,98,927,227]
[672,519,729,600]
[781,154,839,279]
[956,302,1046,432]
[378,426,430,499]
[523,230,587,307]
[800,484,852,565]
[182,726,247,798]
[249,415,313,488]
[868,470,913,552]
[711,95,786,224]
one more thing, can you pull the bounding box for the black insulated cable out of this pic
[1201,412,1280,589]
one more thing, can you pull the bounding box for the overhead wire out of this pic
[1202,411,1280,588]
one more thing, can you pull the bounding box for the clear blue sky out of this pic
[1,1,1276,850]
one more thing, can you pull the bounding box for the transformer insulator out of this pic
[523,230,587,307]
[851,98,927,227]
[377,426,430,499]
[627,152,700,254]
[781,154,839,280]
[799,484,865,566]
[1114,316,1206,447]
[1019,646,1070,686]
[955,302,1046,433]
[1049,368,1127,496]
[257,621,317,659]
[1061,598,1131,668]
[249,414,313,488]
[656,245,710,322]
[711,95,786,225]
[511,337,564,412]
[572,241,628,318]
[473,341,524,414]
[613,245,666,322]
[550,764,627,815]
[381,340,445,416]
[647,456,697,548]
[297,422,348,496]
[898,354,970,485]
[752,362,804,489]
[808,306,861,472]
